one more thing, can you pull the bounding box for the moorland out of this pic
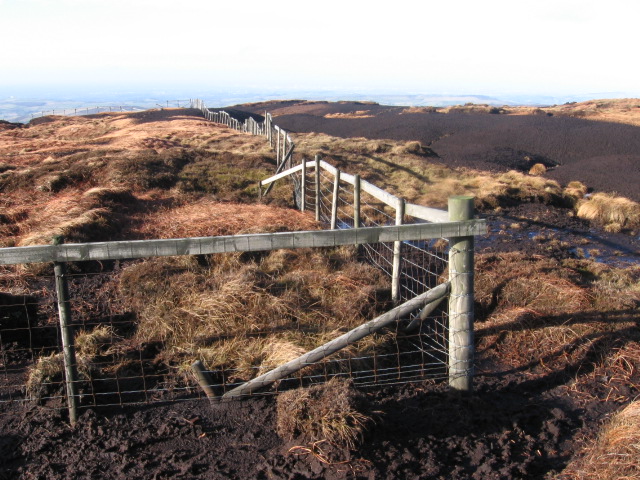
[0,99,639,479]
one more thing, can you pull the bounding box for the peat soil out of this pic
[237,100,640,201]
[1,352,636,480]
[477,202,640,266]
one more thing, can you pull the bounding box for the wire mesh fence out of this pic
[1,241,449,415]
[289,162,452,384]
[27,100,191,121]
[0,101,481,419]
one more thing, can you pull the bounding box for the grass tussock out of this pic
[118,246,390,382]
[528,163,547,175]
[276,378,372,450]
[577,192,640,231]
[475,253,640,371]
[564,181,588,201]
[562,400,640,480]
[294,132,569,211]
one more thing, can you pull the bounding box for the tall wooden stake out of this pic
[392,198,405,303]
[314,155,321,222]
[448,195,475,392]
[52,236,79,425]
[330,169,341,230]
[353,174,361,228]
[301,158,306,211]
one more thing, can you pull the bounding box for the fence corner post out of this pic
[448,195,475,393]
[52,235,79,425]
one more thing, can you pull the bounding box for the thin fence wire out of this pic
[25,100,191,121]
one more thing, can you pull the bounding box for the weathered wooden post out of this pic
[353,174,361,228]
[191,360,216,400]
[315,155,321,222]
[330,169,341,229]
[392,198,405,303]
[448,195,475,392]
[281,132,287,165]
[301,158,307,211]
[52,236,79,425]
[276,128,281,164]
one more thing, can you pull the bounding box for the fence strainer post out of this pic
[448,196,475,392]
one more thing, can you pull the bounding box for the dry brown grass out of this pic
[118,246,390,382]
[293,132,569,211]
[276,377,372,450]
[577,193,640,231]
[324,111,374,119]
[529,163,547,175]
[564,181,589,201]
[562,400,640,480]
[25,325,113,400]
[135,200,320,239]
[475,253,640,372]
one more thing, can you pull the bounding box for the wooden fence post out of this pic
[191,360,216,400]
[276,128,281,164]
[392,198,405,303]
[281,132,287,165]
[448,195,475,392]
[331,169,341,229]
[353,174,361,228]
[52,236,79,425]
[315,155,321,222]
[301,158,306,211]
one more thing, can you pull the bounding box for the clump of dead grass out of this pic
[276,378,372,450]
[564,181,588,200]
[119,247,390,382]
[528,163,547,175]
[562,400,640,480]
[25,325,124,401]
[475,253,640,371]
[577,192,640,231]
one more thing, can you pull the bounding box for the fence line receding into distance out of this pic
[0,99,485,425]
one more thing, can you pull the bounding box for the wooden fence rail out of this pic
[0,221,485,266]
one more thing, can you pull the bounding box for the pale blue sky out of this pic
[1,0,639,98]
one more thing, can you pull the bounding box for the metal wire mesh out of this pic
[288,161,451,386]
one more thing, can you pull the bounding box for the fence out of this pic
[0,101,486,424]
[193,98,477,389]
[26,99,191,121]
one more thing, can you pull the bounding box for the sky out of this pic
[1,0,639,99]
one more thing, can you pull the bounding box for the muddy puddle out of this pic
[475,203,640,267]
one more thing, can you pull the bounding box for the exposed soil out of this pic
[1,357,636,480]
[237,100,640,201]
[1,102,639,479]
